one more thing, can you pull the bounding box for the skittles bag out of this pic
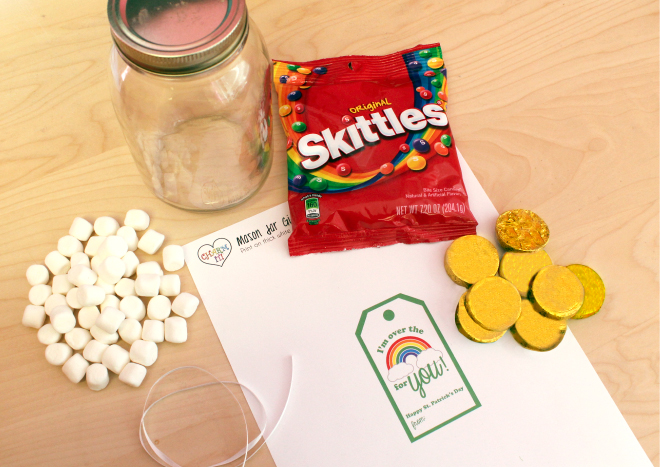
[273,44,478,256]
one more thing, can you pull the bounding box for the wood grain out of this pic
[0,0,657,465]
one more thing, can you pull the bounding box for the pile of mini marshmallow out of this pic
[21,209,199,391]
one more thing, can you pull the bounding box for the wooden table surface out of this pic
[0,0,657,465]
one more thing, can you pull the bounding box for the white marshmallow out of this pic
[114,278,135,298]
[86,363,110,391]
[29,284,52,306]
[130,339,158,367]
[163,245,185,272]
[45,343,72,365]
[38,324,61,345]
[95,277,115,295]
[147,295,171,320]
[50,306,76,334]
[77,285,105,307]
[165,316,187,344]
[159,274,181,296]
[22,305,46,329]
[57,235,83,257]
[102,344,130,374]
[84,236,106,256]
[119,362,147,387]
[95,306,125,334]
[78,306,100,329]
[142,320,164,343]
[67,265,98,287]
[52,275,74,294]
[137,229,165,255]
[172,293,199,318]
[98,256,126,284]
[119,296,146,321]
[66,287,82,309]
[124,209,150,231]
[118,318,142,345]
[97,235,128,260]
[135,274,160,297]
[90,325,119,345]
[69,217,94,241]
[45,251,70,275]
[137,261,163,276]
[122,251,140,277]
[100,294,120,311]
[94,217,120,237]
[70,251,90,269]
[65,328,92,350]
[26,264,49,286]
[90,255,103,273]
[44,293,67,316]
[62,354,89,383]
[83,339,109,363]
[117,226,138,252]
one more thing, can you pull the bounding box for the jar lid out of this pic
[108,0,247,74]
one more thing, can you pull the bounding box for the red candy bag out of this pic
[272,44,478,256]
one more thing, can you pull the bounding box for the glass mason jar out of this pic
[108,0,272,211]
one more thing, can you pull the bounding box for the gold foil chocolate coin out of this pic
[530,265,584,319]
[465,277,521,332]
[499,249,553,297]
[511,299,567,351]
[455,292,506,343]
[445,235,499,287]
[566,264,605,319]
[496,209,549,251]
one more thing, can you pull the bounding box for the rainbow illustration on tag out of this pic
[386,336,432,368]
[356,294,480,442]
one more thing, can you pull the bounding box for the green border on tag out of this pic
[355,293,480,442]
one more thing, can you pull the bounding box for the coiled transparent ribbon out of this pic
[140,361,293,467]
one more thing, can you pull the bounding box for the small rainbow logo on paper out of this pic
[197,238,232,267]
[386,336,432,369]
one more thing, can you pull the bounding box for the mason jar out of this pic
[108,0,272,211]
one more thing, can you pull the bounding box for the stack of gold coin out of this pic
[445,235,518,344]
[511,300,567,351]
[446,209,606,352]
[455,292,506,343]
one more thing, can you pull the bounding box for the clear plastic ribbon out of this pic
[140,361,293,467]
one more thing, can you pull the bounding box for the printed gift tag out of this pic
[356,294,480,442]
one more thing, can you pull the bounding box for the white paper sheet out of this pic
[184,151,652,467]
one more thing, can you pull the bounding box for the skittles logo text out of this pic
[298,104,448,171]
